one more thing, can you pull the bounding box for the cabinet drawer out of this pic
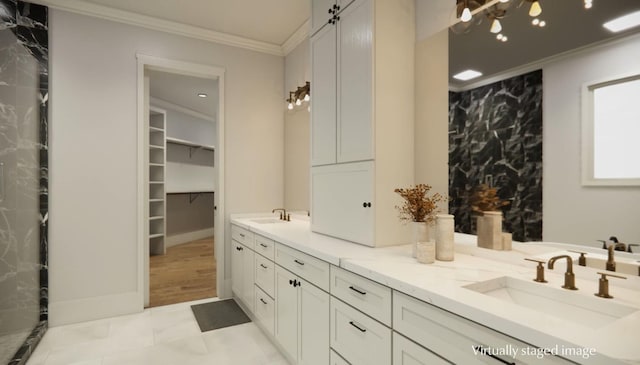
[275,243,330,292]
[231,225,253,249]
[331,349,351,365]
[254,285,274,336]
[254,254,275,298]
[330,297,391,365]
[254,234,275,260]
[393,291,574,365]
[330,266,391,326]
[393,332,450,365]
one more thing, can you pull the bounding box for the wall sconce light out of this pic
[286,81,310,110]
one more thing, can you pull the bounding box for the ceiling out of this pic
[450,0,640,89]
[148,70,218,118]
[79,0,310,46]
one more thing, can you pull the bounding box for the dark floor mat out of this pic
[191,299,251,332]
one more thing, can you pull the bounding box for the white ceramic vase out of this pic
[435,214,455,261]
[410,221,431,258]
[416,241,436,264]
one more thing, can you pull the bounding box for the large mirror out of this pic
[448,0,640,246]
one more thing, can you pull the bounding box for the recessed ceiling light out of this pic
[603,10,640,33]
[453,70,483,81]
[197,93,208,98]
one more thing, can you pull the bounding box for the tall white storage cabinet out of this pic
[310,0,416,247]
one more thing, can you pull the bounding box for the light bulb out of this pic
[496,33,504,40]
[304,94,310,102]
[287,102,293,110]
[461,7,472,22]
[539,20,546,27]
[532,18,540,25]
[490,19,502,33]
[295,98,302,106]
[499,0,509,2]
[584,0,592,9]
[501,35,508,42]
[529,1,542,17]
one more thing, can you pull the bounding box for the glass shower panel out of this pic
[0,0,48,363]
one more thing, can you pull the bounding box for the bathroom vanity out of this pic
[230,214,640,365]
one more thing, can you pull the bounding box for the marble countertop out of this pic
[230,214,640,365]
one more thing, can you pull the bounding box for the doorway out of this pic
[136,55,225,309]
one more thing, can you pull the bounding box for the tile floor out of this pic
[27,298,289,365]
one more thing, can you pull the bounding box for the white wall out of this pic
[543,35,640,245]
[164,107,216,147]
[284,39,310,211]
[49,10,284,325]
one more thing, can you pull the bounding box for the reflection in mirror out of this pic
[448,0,640,246]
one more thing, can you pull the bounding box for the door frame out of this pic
[136,54,226,308]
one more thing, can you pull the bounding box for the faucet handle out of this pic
[595,272,627,299]
[568,250,587,266]
[524,258,548,283]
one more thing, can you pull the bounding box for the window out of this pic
[582,73,640,186]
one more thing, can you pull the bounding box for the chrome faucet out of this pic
[606,244,616,272]
[548,255,578,290]
[272,208,287,220]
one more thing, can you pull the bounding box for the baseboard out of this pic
[49,291,141,326]
[166,228,214,248]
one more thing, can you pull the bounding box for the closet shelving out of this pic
[165,136,215,198]
[148,107,167,255]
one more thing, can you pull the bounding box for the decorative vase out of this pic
[477,211,503,250]
[410,221,430,258]
[416,241,435,264]
[435,214,455,261]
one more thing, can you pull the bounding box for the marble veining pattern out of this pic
[0,0,48,364]
[449,70,543,242]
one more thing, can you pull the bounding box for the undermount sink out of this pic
[250,218,287,224]
[464,276,637,329]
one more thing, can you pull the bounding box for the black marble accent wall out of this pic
[449,70,542,242]
[0,1,49,364]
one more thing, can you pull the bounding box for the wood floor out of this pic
[149,237,216,308]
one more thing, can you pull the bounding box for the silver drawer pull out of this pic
[260,298,267,305]
[260,264,268,269]
[349,321,366,333]
[294,259,305,266]
[349,286,367,295]
[260,243,268,248]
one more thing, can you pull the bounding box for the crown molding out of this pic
[150,97,216,123]
[282,19,310,56]
[30,0,284,56]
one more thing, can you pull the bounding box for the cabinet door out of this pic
[298,279,330,365]
[393,333,450,365]
[311,0,335,35]
[231,240,244,298]
[242,247,255,312]
[337,0,373,163]
[275,265,299,362]
[311,22,337,166]
[311,161,374,246]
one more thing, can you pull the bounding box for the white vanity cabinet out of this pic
[231,226,255,312]
[231,239,255,312]
[274,265,330,365]
[393,333,450,365]
[310,0,415,247]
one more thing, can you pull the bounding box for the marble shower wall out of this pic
[449,70,542,242]
[0,1,49,364]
